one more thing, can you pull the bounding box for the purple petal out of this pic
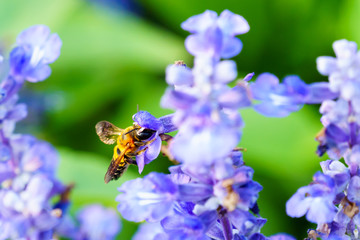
[181,10,218,33]
[171,123,239,165]
[306,198,336,223]
[23,174,53,215]
[26,64,51,82]
[136,154,145,174]
[169,166,191,184]
[116,173,178,222]
[213,60,237,83]
[306,82,339,103]
[7,103,27,121]
[347,176,360,203]
[17,25,50,47]
[283,75,309,97]
[333,39,357,59]
[77,204,121,240]
[243,72,255,82]
[145,136,161,163]
[250,73,279,100]
[286,186,313,218]
[220,37,243,59]
[185,27,223,57]
[249,233,268,240]
[325,124,349,143]
[340,80,360,100]
[166,64,193,86]
[316,56,337,76]
[178,183,213,202]
[42,33,62,63]
[158,114,177,133]
[133,111,161,130]
[253,101,301,118]
[270,234,296,240]
[218,10,250,35]
[218,86,251,109]
[133,222,165,240]
[161,88,198,110]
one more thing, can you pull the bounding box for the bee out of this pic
[95,121,156,183]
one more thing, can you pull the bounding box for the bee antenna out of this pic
[137,104,139,112]
[124,128,140,135]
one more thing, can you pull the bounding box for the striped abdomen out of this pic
[104,156,129,183]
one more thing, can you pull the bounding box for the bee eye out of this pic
[136,128,156,141]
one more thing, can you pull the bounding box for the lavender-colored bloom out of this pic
[9,25,62,82]
[133,222,167,240]
[161,60,250,165]
[317,39,360,98]
[250,73,337,117]
[320,160,350,193]
[160,212,215,240]
[76,204,121,240]
[286,172,337,224]
[132,111,176,173]
[116,172,178,222]
[181,10,249,59]
[269,234,296,240]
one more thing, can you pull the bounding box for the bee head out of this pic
[135,128,156,141]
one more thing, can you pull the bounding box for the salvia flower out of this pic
[132,111,176,173]
[115,9,299,240]
[181,9,250,59]
[9,25,62,82]
[76,204,121,240]
[286,39,360,239]
[250,73,338,117]
[1,25,120,240]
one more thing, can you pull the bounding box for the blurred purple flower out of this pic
[76,204,120,240]
[286,172,337,224]
[9,25,62,82]
[116,172,178,222]
[133,222,167,240]
[181,10,249,59]
[250,73,337,117]
[317,39,360,99]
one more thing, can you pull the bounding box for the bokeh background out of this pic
[1,0,359,239]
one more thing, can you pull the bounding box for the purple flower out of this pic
[133,222,167,240]
[116,172,178,222]
[317,39,360,98]
[9,25,62,82]
[286,172,337,224]
[250,73,337,117]
[161,60,250,165]
[132,111,176,173]
[76,204,121,240]
[269,234,296,240]
[160,213,214,240]
[181,10,249,59]
[320,160,350,193]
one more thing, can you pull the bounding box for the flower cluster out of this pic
[116,10,298,240]
[0,25,120,239]
[286,40,360,239]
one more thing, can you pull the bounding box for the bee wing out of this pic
[95,121,123,145]
[104,146,130,183]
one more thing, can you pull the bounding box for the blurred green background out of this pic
[1,0,359,239]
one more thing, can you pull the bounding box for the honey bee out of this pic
[95,121,156,183]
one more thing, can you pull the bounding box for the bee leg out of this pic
[126,158,138,165]
[134,136,157,147]
[133,141,147,146]
[134,147,149,156]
